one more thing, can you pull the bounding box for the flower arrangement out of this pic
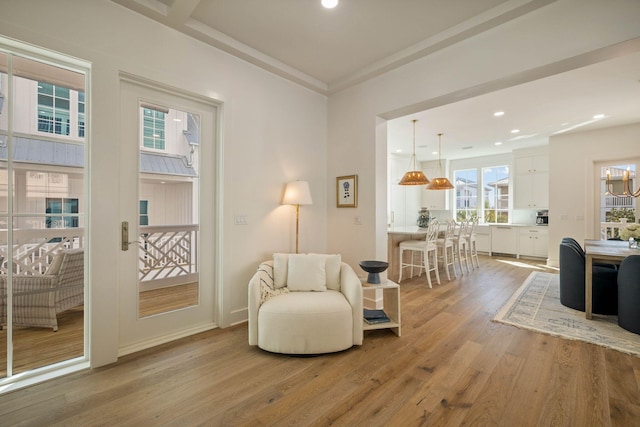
[620,223,640,241]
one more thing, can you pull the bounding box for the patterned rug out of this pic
[493,271,640,357]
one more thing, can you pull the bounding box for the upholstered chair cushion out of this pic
[287,254,327,292]
[258,290,353,354]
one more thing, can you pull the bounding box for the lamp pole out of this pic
[295,203,300,254]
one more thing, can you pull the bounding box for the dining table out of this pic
[584,239,638,319]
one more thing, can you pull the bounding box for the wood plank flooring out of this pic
[0,282,198,376]
[1,255,639,426]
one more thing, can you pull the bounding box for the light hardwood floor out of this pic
[1,255,639,426]
[0,283,199,377]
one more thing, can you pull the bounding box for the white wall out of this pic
[0,0,327,367]
[547,122,640,266]
[327,0,640,267]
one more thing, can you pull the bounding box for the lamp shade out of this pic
[282,180,313,205]
[425,176,454,190]
[425,133,454,190]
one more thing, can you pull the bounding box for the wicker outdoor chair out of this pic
[0,249,84,331]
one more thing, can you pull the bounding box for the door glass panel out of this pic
[10,216,84,374]
[0,52,7,132]
[600,162,638,238]
[138,105,199,317]
[0,53,86,378]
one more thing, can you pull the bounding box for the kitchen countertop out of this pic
[388,223,544,233]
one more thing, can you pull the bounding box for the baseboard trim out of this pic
[117,322,218,357]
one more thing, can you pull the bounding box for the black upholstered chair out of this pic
[617,255,640,334]
[559,241,618,314]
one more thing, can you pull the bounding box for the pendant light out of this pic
[398,120,430,186]
[425,133,454,190]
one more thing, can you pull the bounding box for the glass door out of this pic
[597,159,639,239]
[118,76,217,355]
[0,48,88,379]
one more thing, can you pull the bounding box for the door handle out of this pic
[121,221,138,251]
[122,221,130,251]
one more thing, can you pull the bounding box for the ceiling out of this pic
[111,0,640,161]
[388,51,640,161]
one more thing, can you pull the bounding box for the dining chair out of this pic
[467,217,480,269]
[453,219,470,275]
[617,254,640,334]
[436,219,457,280]
[398,218,440,287]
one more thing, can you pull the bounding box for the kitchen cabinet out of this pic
[475,225,491,253]
[514,153,549,209]
[388,154,421,226]
[518,227,548,258]
[421,164,447,210]
[490,225,517,255]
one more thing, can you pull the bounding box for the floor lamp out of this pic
[282,180,313,254]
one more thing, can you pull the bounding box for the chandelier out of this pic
[606,167,640,198]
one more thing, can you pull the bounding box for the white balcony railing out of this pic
[0,225,199,291]
[0,228,83,275]
[603,195,634,208]
[601,220,629,240]
[138,224,199,291]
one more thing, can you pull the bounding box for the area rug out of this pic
[493,271,640,357]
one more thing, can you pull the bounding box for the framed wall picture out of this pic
[336,175,357,208]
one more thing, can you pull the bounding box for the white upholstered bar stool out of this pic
[467,217,480,269]
[453,219,470,275]
[436,219,457,281]
[398,219,441,288]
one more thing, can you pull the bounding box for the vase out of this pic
[417,208,430,228]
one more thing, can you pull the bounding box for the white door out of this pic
[118,75,218,355]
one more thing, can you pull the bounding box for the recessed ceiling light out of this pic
[494,111,505,117]
[593,114,605,119]
[432,151,438,155]
[395,149,402,153]
[494,141,502,146]
[510,129,520,134]
[321,0,338,8]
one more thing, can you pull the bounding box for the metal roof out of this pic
[0,136,84,167]
[140,151,197,177]
[0,137,197,177]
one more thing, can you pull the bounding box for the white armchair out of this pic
[248,253,363,354]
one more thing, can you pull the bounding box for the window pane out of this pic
[455,169,478,221]
[54,85,69,98]
[38,94,53,107]
[39,82,53,95]
[55,98,69,111]
[483,165,509,224]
